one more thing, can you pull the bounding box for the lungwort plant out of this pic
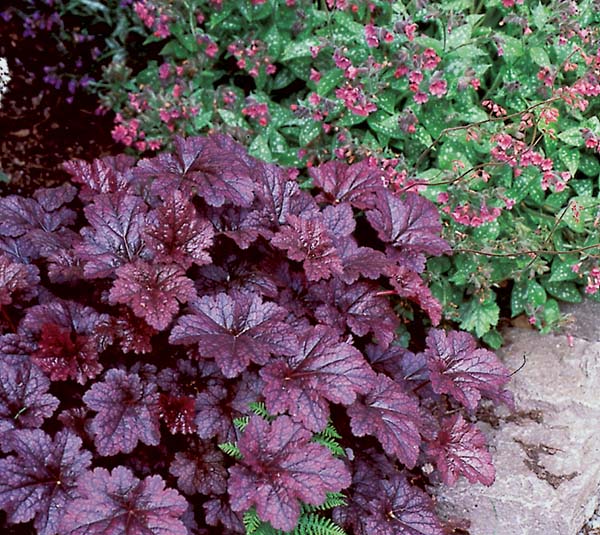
[0,134,512,534]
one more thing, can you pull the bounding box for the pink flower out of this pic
[429,78,447,97]
[413,91,428,104]
[364,24,379,48]
[310,69,321,82]
[205,41,218,58]
[158,63,170,80]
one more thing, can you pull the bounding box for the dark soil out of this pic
[0,8,119,197]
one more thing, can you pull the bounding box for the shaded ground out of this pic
[0,9,118,196]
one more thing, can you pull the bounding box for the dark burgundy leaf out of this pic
[0,195,75,239]
[261,324,376,432]
[422,329,512,411]
[204,205,261,249]
[63,157,134,201]
[388,265,442,325]
[135,134,255,207]
[144,190,214,268]
[426,413,495,486]
[60,466,188,535]
[271,214,343,281]
[366,190,450,257]
[33,183,78,212]
[203,496,245,534]
[169,442,228,495]
[0,429,91,535]
[347,374,421,468]
[76,192,149,278]
[194,383,234,442]
[228,415,351,531]
[0,357,59,433]
[313,280,398,348]
[170,291,298,378]
[362,473,444,535]
[99,306,157,354]
[21,299,108,384]
[310,160,385,209]
[109,260,196,331]
[252,162,319,235]
[83,369,161,456]
[322,203,356,238]
[365,343,415,383]
[159,393,196,435]
[0,253,39,305]
[335,236,391,284]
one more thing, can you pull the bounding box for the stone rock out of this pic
[561,298,600,343]
[434,327,600,535]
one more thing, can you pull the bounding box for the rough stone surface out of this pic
[561,299,600,343]
[435,324,600,535]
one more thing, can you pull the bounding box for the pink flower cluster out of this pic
[133,0,170,38]
[227,40,276,78]
[393,47,447,104]
[364,23,394,48]
[111,114,160,151]
[490,133,571,192]
[440,199,502,227]
[335,84,377,117]
[585,267,600,295]
[242,101,269,126]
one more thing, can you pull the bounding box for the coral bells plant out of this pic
[0,134,512,534]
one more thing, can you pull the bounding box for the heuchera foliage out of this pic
[0,134,511,534]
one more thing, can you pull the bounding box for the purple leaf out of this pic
[321,203,356,238]
[427,413,495,486]
[0,253,39,305]
[203,496,245,533]
[60,466,188,535]
[0,429,92,535]
[252,162,319,235]
[347,374,421,468]
[313,280,398,348]
[363,473,444,535]
[159,393,196,435]
[98,306,157,354]
[388,265,442,325]
[33,183,78,212]
[83,369,161,456]
[366,190,450,257]
[0,195,75,239]
[261,325,376,432]
[228,415,351,531]
[335,237,391,284]
[169,442,228,495]
[204,205,261,249]
[135,134,255,207]
[422,329,511,411]
[21,299,108,384]
[309,160,385,209]
[271,214,343,281]
[109,260,196,331]
[63,156,134,201]
[194,383,235,442]
[170,291,298,378]
[0,357,59,433]
[144,190,214,268]
[76,192,149,278]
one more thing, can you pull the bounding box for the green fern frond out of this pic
[301,492,347,513]
[249,401,273,419]
[291,513,347,535]
[243,509,262,534]
[311,434,345,457]
[319,422,342,440]
[234,415,250,431]
[218,441,242,459]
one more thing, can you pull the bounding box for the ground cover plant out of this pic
[8,0,600,346]
[0,133,512,534]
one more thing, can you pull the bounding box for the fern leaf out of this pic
[291,513,347,535]
[301,492,347,513]
[249,401,272,420]
[218,441,242,459]
[234,415,250,431]
[244,509,262,534]
[311,434,345,457]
